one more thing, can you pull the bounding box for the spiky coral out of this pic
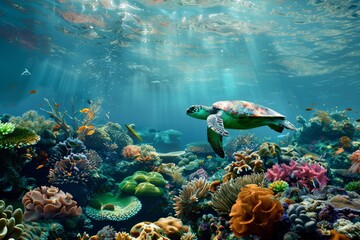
[173,178,210,221]
[211,173,265,216]
[229,184,284,239]
[0,127,40,149]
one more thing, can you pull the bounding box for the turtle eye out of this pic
[186,106,197,114]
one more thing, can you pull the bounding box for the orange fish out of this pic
[335,147,344,155]
[87,111,94,119]
[36,164,45,169]
[345,107,352,111]
[305,108,313,111]
[79,108,90,113]
[29,90,38,94]
[54,103,60,108]
[87,129,95,135]
[77,126,86,132]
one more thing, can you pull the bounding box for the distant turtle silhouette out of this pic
[186,100,296,158]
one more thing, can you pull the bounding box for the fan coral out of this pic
[0,121,15,136]
[266,160,329,191]
[22,186,82,221]
[0,200,26,239]
[268,180,289,193]
[173,178,210,221]
[349,150,360,173]
[223,149,263,181]
[229,184,284,239]
[0,127,40,149]
[211,173,265,216]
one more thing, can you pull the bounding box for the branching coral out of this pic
[266,160,329,191]
[173,178,210,221]
[22,186,82,221]
[229,184,284,239]
[211,173,265,216]
[223,149,263,181]
[349,150,360,173]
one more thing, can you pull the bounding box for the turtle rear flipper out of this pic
[207,127,225,158]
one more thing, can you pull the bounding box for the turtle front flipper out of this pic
[206,114,229,136]
[207,127,225,158]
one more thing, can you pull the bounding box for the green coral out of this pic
[268,180,289,194]
[0,122,15,138]
[344,181,360,194]
[85,192,142,221]
[119,171,167,197]
[0,200,26,240]
[0,127,40,149]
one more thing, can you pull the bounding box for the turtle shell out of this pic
[212,100,285,118]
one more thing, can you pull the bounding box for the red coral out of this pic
[349,150,360,173]
[122,145,141,158]
[266,160,329,190]
[22,186,82,221]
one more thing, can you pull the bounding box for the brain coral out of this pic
[22,186,82,221]
[229,184,284,239]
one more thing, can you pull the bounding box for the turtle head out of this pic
[186,105,211,120]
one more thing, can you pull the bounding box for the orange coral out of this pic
[122,145,141,158]
[154,216,189,240]
[329,229,350,240]
[229,184,283,239]
[339,136,352,149]
[349,150,360,173]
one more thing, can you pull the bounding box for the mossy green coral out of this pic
[119,171,167,197]
[0,127,40,149]
[268,180,289,193]
[0,121,15,138]
[344,181,360,194]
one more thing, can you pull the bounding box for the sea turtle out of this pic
[186,100,296,158]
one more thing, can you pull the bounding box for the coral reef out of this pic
[130,221,170,240]
[0,200,26,239]
[287,203,317,233]
[9,110,56,134]
[22,186,82,221]
[268,180,289,194]
[348,150,360,173]
[211,173,265,216]
[173,178,210,222]
[0,127,40,149]
[85,192,142,221]
[229,184,284,239]
[154,216,188,240]
[0,121,15,136]
[185,142,215,156]
[258,142,282,166]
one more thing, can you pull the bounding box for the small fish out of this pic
[36,164,45,169]
[345,107,352,111]
[305,108,313,111]
[207,155,213,160]
[335,147,344,155]
[87,111,94,118]
[21,68,31,76]
[310,178,320,189]
[87,129,95,135]
[326,145,332,149]
[356,118,360,122]
[125,124,143,141]
[87,99,93,104]
[79,108,90,113]
[54,103,60,108]
[105,112,110,119]
[29,90,38,94]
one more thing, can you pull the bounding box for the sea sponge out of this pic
[0,127,40,149]
[22,186,82,221]
[154,216,188,240]
[85,192,141,221]
[0,200,25,240]
[130,221,170,240]
[349,150,360,173]
[229,184,284,239]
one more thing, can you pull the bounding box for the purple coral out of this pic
[266,160,329,191]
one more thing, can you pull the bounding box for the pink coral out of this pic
[22,186,82,221]
[349,150,360,173]
[266,160,329,190]
[122,145,141,159]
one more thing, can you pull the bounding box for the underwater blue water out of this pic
[0,0,359,145]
